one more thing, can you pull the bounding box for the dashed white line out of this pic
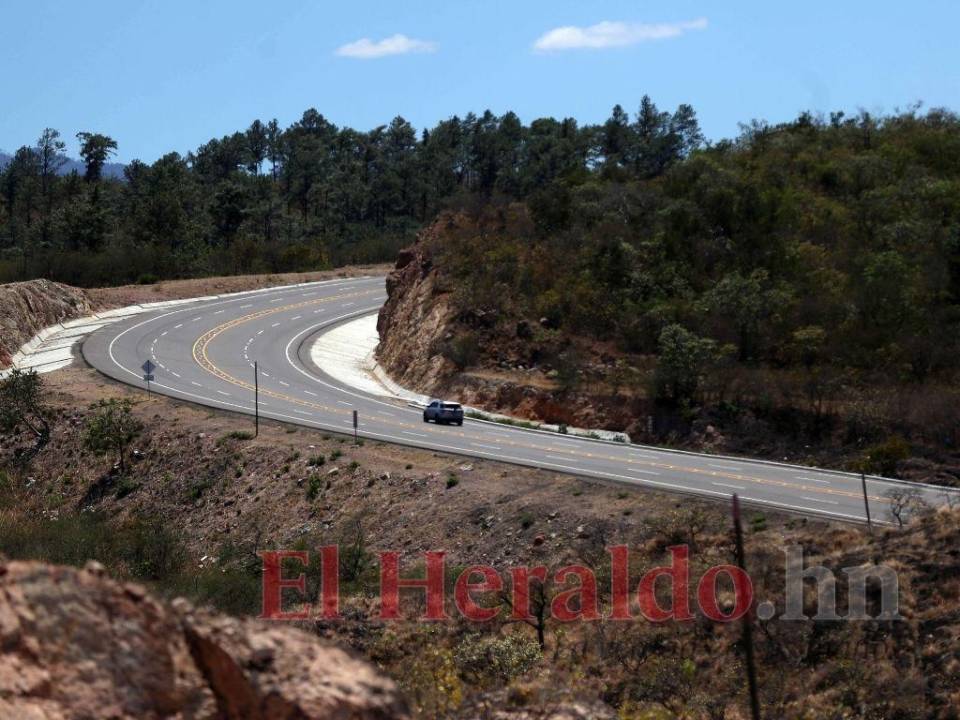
[240,304,253,309]
[377,410,395,417]
[279,381,289,387]
[802,496,840,505]
[303,390,317,397]
[174,324,183,329]
[214,310,225,315]
[630,469,662,476]
[295,410,313,416]
[271,323,281,328]
[709,463,744,471]
[217,390,231,397]
[404,431,428,438]
[291,315,302,321]
[191,381,202,387]
[796,476,831,485]
[547,454,572,462]
[336,400,352,406]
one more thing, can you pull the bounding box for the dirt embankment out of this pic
[0,280,95,367]
[0,559,408,719]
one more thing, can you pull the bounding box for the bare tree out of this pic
[885,487,927,528]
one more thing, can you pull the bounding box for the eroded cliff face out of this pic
[0,560,409,719]
[376,223,458,394]
[0,280,94,367]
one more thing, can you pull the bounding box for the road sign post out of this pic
[353,410,358,445]
[861,472,873,533]
[732,494,762,720]
[141,360,156,397]
[254,361,260,438]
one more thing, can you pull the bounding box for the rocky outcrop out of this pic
[376,226,458,393]
[0,280,94,367]
[375,214,645,434]
[0,560,409,719]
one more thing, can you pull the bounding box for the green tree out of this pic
[654,324,717,402]
[83,398,143,475]
[76,132,118,182]
[0,368,51,459]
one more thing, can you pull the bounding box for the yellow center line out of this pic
[191,296,890,506]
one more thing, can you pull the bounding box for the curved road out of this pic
[82,276,956,525]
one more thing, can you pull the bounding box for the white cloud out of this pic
[533,18,708,52]
[335,34,437,59]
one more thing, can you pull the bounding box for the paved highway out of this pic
[83,276,957,525]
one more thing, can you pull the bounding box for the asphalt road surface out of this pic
[83,276,957,525]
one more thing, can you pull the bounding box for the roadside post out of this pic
[353,409,359,445]
[861,472,873,532]
[141,360,156,397]
[254,361,260,438]
[732,494,762,720]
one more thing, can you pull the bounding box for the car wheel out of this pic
[423,412,429,423]
[457,420,463,426]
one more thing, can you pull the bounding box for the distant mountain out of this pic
[0,150,126,180]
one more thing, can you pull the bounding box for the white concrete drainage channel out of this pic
[309,312,631,443]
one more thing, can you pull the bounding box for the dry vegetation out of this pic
[2,364,959,718]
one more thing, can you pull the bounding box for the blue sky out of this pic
[3,1,958,163]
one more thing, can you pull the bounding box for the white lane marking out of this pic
[214,310,225,315]
[270,298,282,303]
[547,454,572,462]
[191,317,202,322]
[191,381,203,387]
[303,390,317,397]
[295,410,313,416]
[217,390,231,397]
[302,292,316,297]
[261,372,270,378]
[314,309,323,314]
[404,431,428,438]
[712,481,746,490]
[291,315,302,321]
[802,496,840,505]
[257,330,264,335]
[377,410,395,417]
[630,469,661,476]
[472,443,502,451]
[279,381,289,387]
[342,302,355,308]
[271,322,281,328]
[630,452,656,458]
[336,400,352,406]
[709,463,744,471]
[796,476,831,485]
[160,331,167,337]
[240,304,253,309]
[174,324,183,329]
[171,371,181,378]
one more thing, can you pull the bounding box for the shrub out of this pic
[307,455,326,467]
[218,430,254,445]
[446,474,459,489]
[454,633,542,686]
[306,474,323,501]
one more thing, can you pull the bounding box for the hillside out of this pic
[2,364,960,717]
[377,110,960,483]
